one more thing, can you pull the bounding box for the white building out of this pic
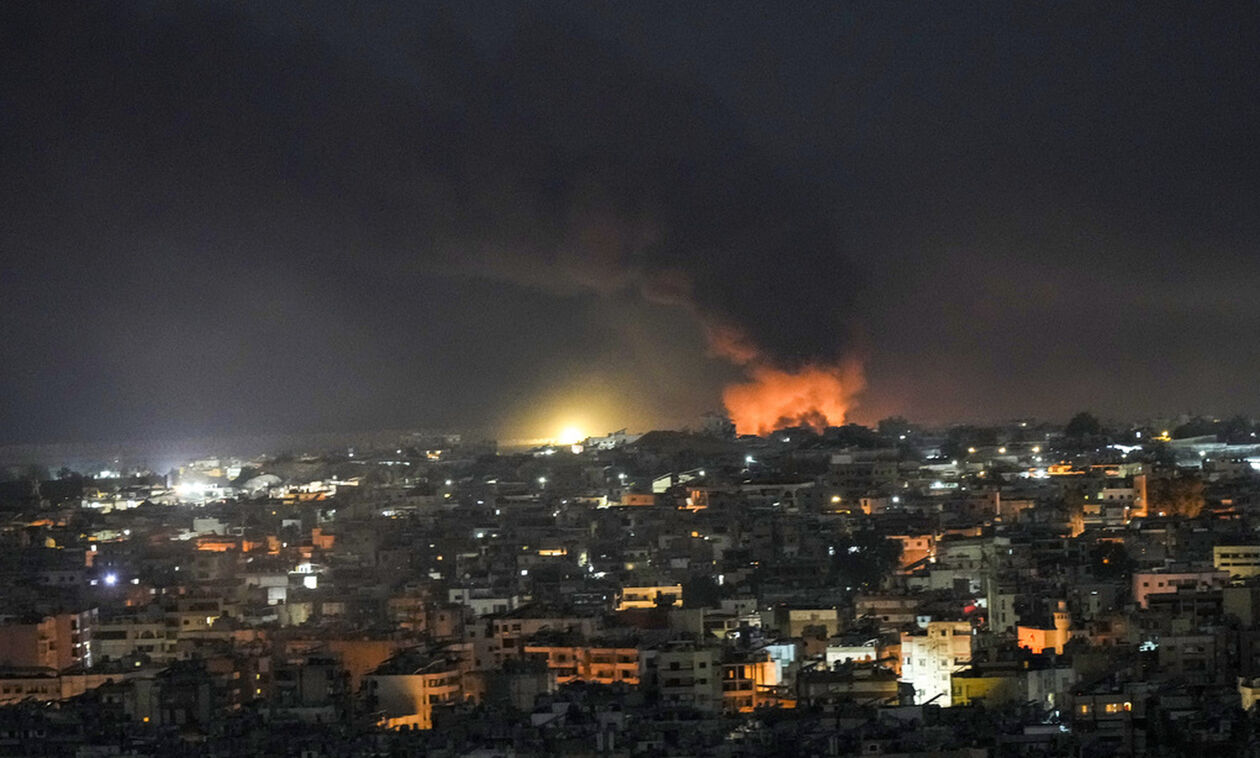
[901,621,972,707]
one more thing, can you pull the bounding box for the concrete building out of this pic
[522,636,639,685]
[1214,545,1260,578]
[1132,568,1230,609]
[640,641,721,712]
[901,621,972,707]
[1017,600,1072,655]
[364,652,463,730]
[0,611,96,671]
[615,584,683,611]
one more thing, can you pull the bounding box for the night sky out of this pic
[3,2,1259,444]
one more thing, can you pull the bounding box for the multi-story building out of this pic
[95,614,175,663]
[901,621,972,707]
[364,652,463,730]
[720,651,780,712]
[522,635,639,685]
[640,641,721,712]
[0,610,96,671]
[615,584,683,611]
[1132,568,1229,609]
[1213,545,1260,578]
[488,606,601,666]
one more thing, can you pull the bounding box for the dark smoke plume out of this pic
[0,4,865,437]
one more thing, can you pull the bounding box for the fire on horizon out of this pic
[3,3,1260,446]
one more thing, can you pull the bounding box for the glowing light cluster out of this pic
[556,426,585,445]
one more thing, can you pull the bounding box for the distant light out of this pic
[745,455,755,464]
[1032,446,1041,453]
[698,470,706,477]
[557,426,585,445]
[967,447,976,454]
[998,447,1006,454]
[1135,431,1141,439]
[899,435,906,440]
[445,479,452,486]
[538,476,547,485]
[520,569,529,576]
[104,573,117,586]
[830,495,842,504]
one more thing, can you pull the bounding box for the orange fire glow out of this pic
[722,360,864,436]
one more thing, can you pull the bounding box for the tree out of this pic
[941,425,999,459]
[829,532,902,590]
[877,416,917,438]
[1064,412,1102,439]
[1089,542,1132,579]
[682,575,723,608]
[1172,417,1217,439]
[1148,474,1205,518]
[1219,414,1256,444]
[822,424,884,449]
[1062,486,1087,537]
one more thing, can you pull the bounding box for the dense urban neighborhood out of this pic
[3,416,1260,755]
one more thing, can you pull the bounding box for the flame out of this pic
[722,360,864,436]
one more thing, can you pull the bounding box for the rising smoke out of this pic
[1,4,866,436]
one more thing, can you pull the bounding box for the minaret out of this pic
[1052,600,1071,653]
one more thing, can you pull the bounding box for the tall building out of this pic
[0,610,96,671]
[901,621,972,707]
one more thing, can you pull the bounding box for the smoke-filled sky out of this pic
[2,2,1259,444]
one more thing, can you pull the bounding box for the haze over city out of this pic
[4,2,1260,446]
[5,3,1260,757]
